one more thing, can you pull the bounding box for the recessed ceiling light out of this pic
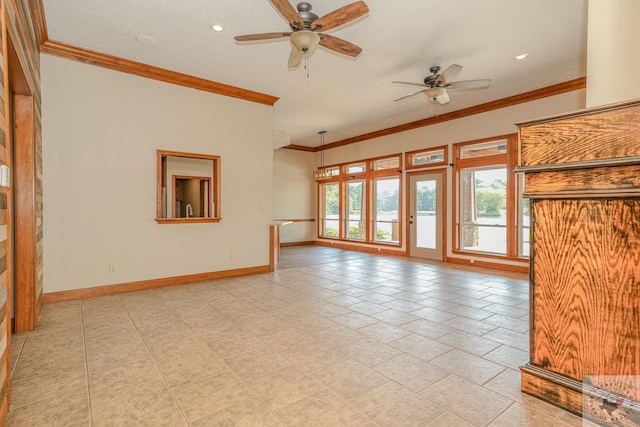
[211,24,224,32]
[135,34,156,45]
[514,53,529,60]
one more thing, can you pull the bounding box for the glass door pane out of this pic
[409,172,443,260]
[415,179,437,249]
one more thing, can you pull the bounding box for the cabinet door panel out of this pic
[531,199,640,381]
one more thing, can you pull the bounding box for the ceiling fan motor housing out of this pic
[295,2,319,30]
[424,66,442,87]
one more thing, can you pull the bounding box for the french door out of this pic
[408,171,445,260]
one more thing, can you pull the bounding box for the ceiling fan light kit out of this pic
[424,87,446,100]
[289,30,320,51]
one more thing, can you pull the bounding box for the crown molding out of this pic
[41,40,279,106]
[283,77,586,152]
[27,0,48,45]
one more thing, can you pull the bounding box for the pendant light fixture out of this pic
[313,130,331,182]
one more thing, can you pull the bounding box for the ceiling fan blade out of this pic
[234,32,292,42]
[437,92,450,104]
[269,0,303,29]
[392,81,428,88]
[393,90,425,102]
[447,79,491,90]
[312,1,369,31]
[436,64,462,84]
[288,47,304,68]
[318,34,362,57]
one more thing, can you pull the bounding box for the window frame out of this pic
[156,149,221,224]
[318,176,341,239]
[452,134,526,260]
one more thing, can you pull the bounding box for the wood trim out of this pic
[13,94,37,333]
[506,135,518,257]
[283,144,315,152]
[4,3,37,95]
[26,0,47,46]
[520,364,584,416]
[315,239,406,256]
[284,78,586,152]
[269,225,278,271]
[447,256,529,274]
[524,165,640,196]
[41,265,270,304]
[40,39,280,106]
[155,218,222,224]
[280,241,316,247]
[523,190,640,199]
[0,385,7,425]
[521,363,640,421]
[516,156,640,173]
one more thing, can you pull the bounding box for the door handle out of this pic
[409,215,414,224]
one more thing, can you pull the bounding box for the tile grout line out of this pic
[80,299,94,427]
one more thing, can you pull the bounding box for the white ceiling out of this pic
[41,0,588,147]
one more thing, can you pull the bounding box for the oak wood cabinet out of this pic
[517,99,640,420]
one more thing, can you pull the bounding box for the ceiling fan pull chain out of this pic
[304,50,310,79]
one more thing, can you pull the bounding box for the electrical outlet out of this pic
[231,251,237,260]
[109,262,117,272]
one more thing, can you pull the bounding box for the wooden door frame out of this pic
[405,168,447,261]
[7,26,38,333]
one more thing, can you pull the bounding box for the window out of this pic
[346,180,366,240]
[320,182,340,238]
[373,157,400,170]
[406,145,448,169]
[347,163,366,174]
[374,177,400,243]
[460,167,507,254]
[460,141,507,158]
[317,154,402,246]
[453,135,527,258]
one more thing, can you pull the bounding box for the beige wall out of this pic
[272,148,317,243]
[42,55,274,293]
[274,90,587,267]
[587,0,640,107]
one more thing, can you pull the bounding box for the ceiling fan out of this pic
[234,0,369,68]
[393,64,490,104]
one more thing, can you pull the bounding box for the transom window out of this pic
[406,145,448,169]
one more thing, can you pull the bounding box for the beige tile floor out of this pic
[7,246,594,426]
